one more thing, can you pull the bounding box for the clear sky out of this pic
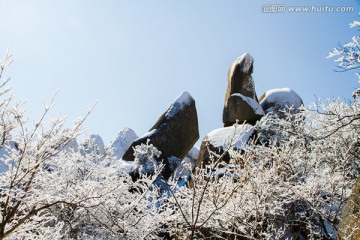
[1,0,360,146]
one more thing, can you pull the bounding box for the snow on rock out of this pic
[80,134,106,156]
[110,128,138,159]
[117,160,135,173]
[63,138,79,152]
[230,52,254,74]
[187,147,199,160]
[165,91,194,118]
[232,93,264,116]
[122,91,199,181]
[259,88,303,117]
[223,93,264,126]
[224,53,261,126]
[195,124,255,169]
[207,124,255,150]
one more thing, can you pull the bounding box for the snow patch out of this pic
[187,147,199,160]
[260,88,303,114]
[207,124,254,149]
[117,160,135,173]
[138,129,157,140]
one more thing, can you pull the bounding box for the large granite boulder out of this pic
[337,176,360,240]
[223,53,262,126]
[195,124,256,170]
[223,93,264,126]
[225,53,257,101]
[259,88,303,119]
[122,91,199,180]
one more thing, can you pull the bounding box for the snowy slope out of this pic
[80,134,106,156]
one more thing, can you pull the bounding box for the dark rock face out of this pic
[122,92,199,181]
[337,176,360,240]
[259,88,303,119]
[223,93,264,126]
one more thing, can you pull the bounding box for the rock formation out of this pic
[259,88,303,118]
[223,53,263,126]
[337,176,360,240]
[122,91,199,181]
[110,128,138,159]
[79,134,106,157]
[225,52,256,100]
[223,93,264,126]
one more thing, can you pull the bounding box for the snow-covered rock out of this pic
[223,93,264,126]
[110,128,138,159]
[63,138,79,152]
[195,124,255,169]
[123,91,199,181]
[80,134,106,156]
[259,88,303,118]
[207,124,255,150]
[224,53,262,126]
[230,52,254,75]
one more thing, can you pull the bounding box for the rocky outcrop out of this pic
[223,93,264,126]
[223,53,262,126]
[195,124,256,169]
[259,88,303,118]
[225,53,257,100]
[110,128,138,159]
[122,91,199,180]
[337,176,360,240]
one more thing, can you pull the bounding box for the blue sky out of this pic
[1,0,360,145]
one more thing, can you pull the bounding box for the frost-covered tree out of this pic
[166,101,359,239]
[328,20,360,98]
[1,44,359,239]
[0,52,173,239]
